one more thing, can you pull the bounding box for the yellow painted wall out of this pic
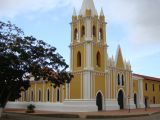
[143,80,160,104]
[94,74,105,99]
[116,50,124,69]
[133,80,139,94]
[20,80,65,103]
[70,73,81,99]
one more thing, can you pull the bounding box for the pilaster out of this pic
[83,70,91,99]
[85,42,92,70]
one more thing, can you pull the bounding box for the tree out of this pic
[0,21,73,117]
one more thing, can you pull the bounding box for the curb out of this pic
[86,114,149,119]
[34,114,80,118]
[4,112,80,118]
[86,111,160,119]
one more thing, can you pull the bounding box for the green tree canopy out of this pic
[0,21,73,108]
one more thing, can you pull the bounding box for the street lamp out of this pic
[128,95,130,113]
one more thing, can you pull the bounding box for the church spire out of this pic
[79,0,98,16]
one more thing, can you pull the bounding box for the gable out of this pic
[115,46,124,69]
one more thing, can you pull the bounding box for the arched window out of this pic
[152,84,155,91]
[96,51,101,67]
[77,51,81,67]
[47,89,50,102]
[81,25,85,37]
[99,28,103,40]
[122,75,124,86]
[38,90,42,102]
[31,91,34,101]
[74,28,78,40]
[118,74,120,85]
[57,88,60,102]
[93,26,96,37]
[145,83,148,91]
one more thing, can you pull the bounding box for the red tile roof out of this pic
[133,74,160,82]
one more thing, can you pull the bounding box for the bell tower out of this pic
[68,0,107,104]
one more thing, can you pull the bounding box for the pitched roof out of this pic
[79,0,98,16]
[133,74,160,82]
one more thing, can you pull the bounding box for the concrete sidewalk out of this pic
[4,108,160,118]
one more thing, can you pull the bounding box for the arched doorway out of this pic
[96,92,103,111]
[134,93,137,108]
[118,90,124,109]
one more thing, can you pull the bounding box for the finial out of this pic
[100,8,104,16]
[73,8,77,16]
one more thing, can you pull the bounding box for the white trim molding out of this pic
[105,99,119,110]
[6,100,97,112]
[150,104,160,108]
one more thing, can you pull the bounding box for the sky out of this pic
[0,0,160,78]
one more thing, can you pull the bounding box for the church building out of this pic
[6,0,160,112]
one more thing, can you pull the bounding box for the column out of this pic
[128,72,136,109]
[138,79,145,108]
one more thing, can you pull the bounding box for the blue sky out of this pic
[0,0,160,78]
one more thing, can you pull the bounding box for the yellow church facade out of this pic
[6,0,160,112]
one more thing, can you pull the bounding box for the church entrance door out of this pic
[118,90,124,109]
[96,92,103,111]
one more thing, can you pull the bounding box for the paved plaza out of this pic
[1,108,160,120]
[1,112,160,120]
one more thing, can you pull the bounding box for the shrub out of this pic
[26,104,35,113]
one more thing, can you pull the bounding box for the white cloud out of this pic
[68,0,160,45]
[108,0,160,44]
[1,0,160,45]
[0,0,69,18]
[1,0,160,46]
